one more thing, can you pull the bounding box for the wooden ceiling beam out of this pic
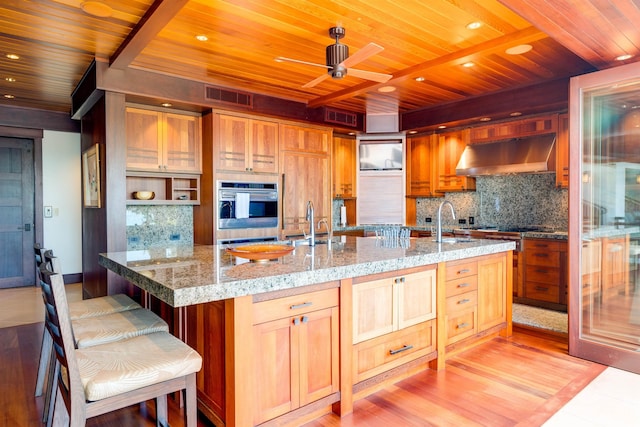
[306,26,549,109]
[109,0,190,70]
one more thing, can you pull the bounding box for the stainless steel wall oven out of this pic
[217,181,278,229]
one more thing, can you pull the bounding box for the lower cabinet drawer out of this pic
[525,281,560,303]
[525,265,560,284]
[446,291,477,313]
[446,309,477,345]
[352,320,436,383]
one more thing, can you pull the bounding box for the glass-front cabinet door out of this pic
[569,62,640,373]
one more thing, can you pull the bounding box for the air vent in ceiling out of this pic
[204,85,253,108]
[324,107,358,127]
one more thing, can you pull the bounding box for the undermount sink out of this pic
[435,237,474,244]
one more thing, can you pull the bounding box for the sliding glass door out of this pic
[569,62,640,373]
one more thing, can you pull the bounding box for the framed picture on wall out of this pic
[82,144,101,208]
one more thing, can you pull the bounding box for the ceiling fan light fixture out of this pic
[81,1,113,18]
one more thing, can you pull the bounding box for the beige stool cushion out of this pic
[74,332,202,401]
[72,308,169,349]
[68,294,141,320]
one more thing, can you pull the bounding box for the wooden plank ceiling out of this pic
[0,0,637,117]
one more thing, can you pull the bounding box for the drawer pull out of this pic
[458,283,470,288]
[535,269,548,273]
[458,268,471,274]
[534,244,549,248]
[389,344,414,355]
[457,322,470,329]
[534,253,549,257]
[290,302,312,310]
[458,298,471,305]
[535,286,549,291]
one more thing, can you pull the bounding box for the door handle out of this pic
[18,224,32,231]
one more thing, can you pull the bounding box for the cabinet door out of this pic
[435,130,475,192]
[164,113,201,173]
[556,113,569,188]
[298,307,339,406]
[397,269,437,329]
[280,124,330,154]
[406,135,435,196]
[126,108,163,171]
[253,316,297,424]
[216,114,249,172]
[601,236,629,302]
[250,120,279,173]
[353,277,395,343]
[333,135,356,197]
[477,254,507,331]
[281,151,330,234]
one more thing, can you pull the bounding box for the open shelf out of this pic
[126,172,200,205]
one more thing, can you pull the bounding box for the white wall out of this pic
[42,130,82,274]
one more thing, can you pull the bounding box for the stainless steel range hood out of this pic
[456,133,556,176]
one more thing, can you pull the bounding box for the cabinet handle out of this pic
[534,253,549,257]
[535,269,548,273]
[394,277,406,284]
[457,322,470,329]
[458,269,470,274]
[534,244,548,248]
[458,298,471,305]
[535,286,549,291]
[293,317,300,325]
[389,344,413,355]
[458,283,470,288]
[290,302,312,310]
[301,316,309,323]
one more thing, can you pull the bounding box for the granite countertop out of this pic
[99,236,515,307]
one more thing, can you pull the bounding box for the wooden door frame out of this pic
[0,125,44,274]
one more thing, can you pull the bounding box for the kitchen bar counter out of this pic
[99,236,514,307]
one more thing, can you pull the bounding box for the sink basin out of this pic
[434,237,474,244]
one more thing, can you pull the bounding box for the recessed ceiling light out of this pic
[5,77,16,82]
[463,62,475,68]
[506,44,532,55]
[378,86,396,93]
[81,1,113,17]
[195,34,208,42]
[438,125,447,129]
[479,117,491,122]
[414,76,425,82]
[348,132,356,135]
[466,22,482,30]
[510,112,522,117]
[161,102,172,108]
[408,130,417,134]
[6,54,19,60]
[616,54,632,61]
[4,94,15,99]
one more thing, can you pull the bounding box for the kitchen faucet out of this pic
[317,218,332,245]
[436,201,456,243]
[305,200,315,246]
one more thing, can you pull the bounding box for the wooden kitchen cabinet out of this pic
[333,134,356,198]
[280,123,332,237]
[582,239,602,310]
[470,114,558,144]
[252,288,339,425]
[523,238,568,308]
[352,267,437,383]
[435,130,476,193]
[406,134,436,196]
[215,113,279,174]
[126,106,201,173]
[601,235,630,303]
[556,113,569,188]
[477,253,508,331]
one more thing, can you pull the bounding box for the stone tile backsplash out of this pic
[126,205,193,250]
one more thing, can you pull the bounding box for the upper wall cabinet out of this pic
[333,135,356,198]
[435,130,476,193]
[406,134,437,197]
[126,106,202,174]
[280,124,330,154]
[470,114,558,144]
[556,113,569,188]
[215,113,279,174]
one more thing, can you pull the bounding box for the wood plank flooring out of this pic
[0,317,604,426]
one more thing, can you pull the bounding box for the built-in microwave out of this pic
[217,181,278,229]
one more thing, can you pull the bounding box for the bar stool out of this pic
[40,267,201,426]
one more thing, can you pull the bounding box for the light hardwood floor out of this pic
[0,284,619,426]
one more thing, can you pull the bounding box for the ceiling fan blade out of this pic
[341,42,384,68]
[275,56,330,69]
[347,68,392,83]
[302,73,330,88]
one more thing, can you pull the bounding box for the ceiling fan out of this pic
[276,26,392,88]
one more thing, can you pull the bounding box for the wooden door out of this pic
[298,306,339,406]
[125,108,163,171]
[216,114,249,172]
[397,269,437,329]
[477,254,507,331]
[250,120,278,173]
[164,113,201,173]
[0,137,35,288]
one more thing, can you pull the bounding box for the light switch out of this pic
[44,206,53,218]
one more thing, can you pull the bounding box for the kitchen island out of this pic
[100,236,514,427]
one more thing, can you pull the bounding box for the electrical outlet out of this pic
[170,234,181,241]
[128,236,139,243]
[425,217,432,223]
[469,216,475,225]
[458,218,467,225]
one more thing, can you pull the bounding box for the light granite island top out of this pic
[99,236,515,307]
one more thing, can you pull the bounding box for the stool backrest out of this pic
[43,249,62,274]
